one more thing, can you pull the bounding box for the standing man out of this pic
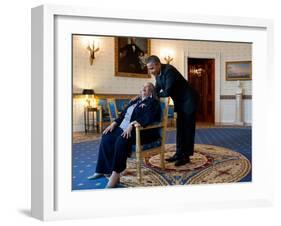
[146,55,198,166]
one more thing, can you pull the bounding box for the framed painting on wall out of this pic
[115,37,151,78]
[226,61,252,80]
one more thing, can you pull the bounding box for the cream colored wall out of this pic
[73,35,252,131]
[73,35,154,95]
[73,35,251,95]
[150,39,252,95]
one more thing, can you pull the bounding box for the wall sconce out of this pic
[161,48,174,64]
[82,89,95,107]
[86,40,100,65]
[164,55,174,64]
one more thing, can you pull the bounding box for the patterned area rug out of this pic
[120,143,251,187]
[73,123,250,143]
[72,128,252,190]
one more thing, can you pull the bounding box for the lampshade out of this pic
[82,89,95,95]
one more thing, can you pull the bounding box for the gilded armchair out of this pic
[133,97,169,184]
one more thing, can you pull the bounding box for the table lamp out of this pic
[82,89,95,107]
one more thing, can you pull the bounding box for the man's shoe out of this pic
[174,157,190,167]
[165,154,179,162]
[87,173,104,180]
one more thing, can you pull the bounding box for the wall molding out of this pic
[220,95,252,100]
[73,93,138,99]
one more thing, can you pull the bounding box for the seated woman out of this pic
[88,82,161,188]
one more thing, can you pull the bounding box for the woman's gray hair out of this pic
[146,82,158,100]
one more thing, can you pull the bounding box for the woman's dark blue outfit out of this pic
[95,97,161,174]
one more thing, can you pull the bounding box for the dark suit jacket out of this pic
[155,64,198,114]
[114,96,161,144]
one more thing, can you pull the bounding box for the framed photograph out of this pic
[31,4,274,221]
[226,61,252,80]
[115,37,151,78]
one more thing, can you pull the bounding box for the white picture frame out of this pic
[31,4,274,221]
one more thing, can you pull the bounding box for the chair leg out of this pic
[136,157,142,184]
[99,121,103,133]
[160,149,165,170]
[135,126,142,184]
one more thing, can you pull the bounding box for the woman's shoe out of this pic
[87,173,104,180]
[106,178,120,188]
[105,173,120,188]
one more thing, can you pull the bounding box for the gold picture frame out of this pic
[115,37,151,78]
[225,61,252,81]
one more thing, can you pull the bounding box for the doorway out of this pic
[188,58,215,123]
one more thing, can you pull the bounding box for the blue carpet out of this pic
[72,127,252,190]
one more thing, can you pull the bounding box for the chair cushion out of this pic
[97,99,111,122]
[108,101,117,119]
[116,99,130,112]
[168,105,174,118]
[96,110,111,122]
